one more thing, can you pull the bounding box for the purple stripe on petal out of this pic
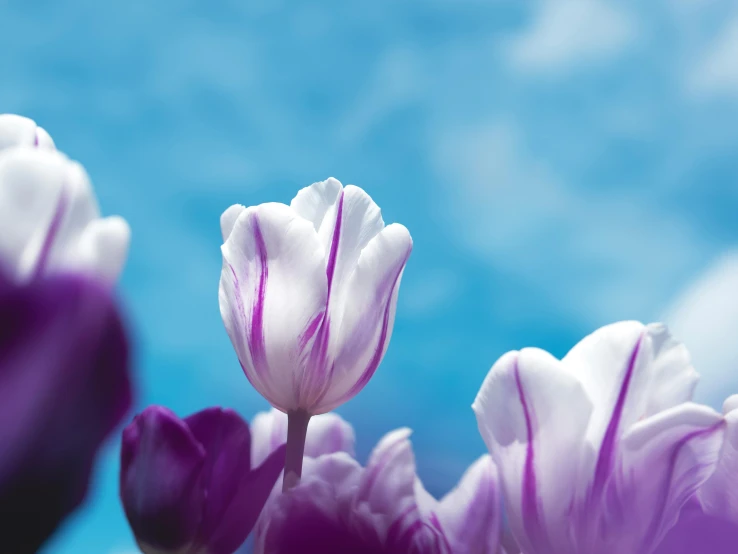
[325,190,344,292]
[249,215,269,377]
[298,193,344,406]
[643,421,727,553]
[514,359,547,548]
[298,312,325,352]
[591,334,644,496]
[32,186,69,278]
[385,504,417,544]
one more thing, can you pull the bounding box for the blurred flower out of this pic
[0,268,132,553]
[0,114,55,151]
[473,321,726,554]
[219,177,411,486]
[0,146,130,284]
[254,425,501,554]
[120,406,287,554]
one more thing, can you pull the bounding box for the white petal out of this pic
[289,177,343,232]
[723,395,738,415]
[435,455,501,554]
[73,216,130,282]
[314,223,412,413]
[220,204,246,242]
[219,203,328,411]
[353,428,418,542]
[562,321,697,455]
[616,403,725,553]
[34,126,55,150]
[473,349,593,554]
[0,114,38,150]
[250,408,356,468]
[698,407,738,523]
[0,148,99,280]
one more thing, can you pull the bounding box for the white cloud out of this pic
[508,0,637,73]
[434,121,706,325]
[663,252,738,407]
[687,15,738,97]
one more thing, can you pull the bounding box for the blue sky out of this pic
[2,0,738,552]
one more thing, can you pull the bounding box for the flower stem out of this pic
[282,410,311,492]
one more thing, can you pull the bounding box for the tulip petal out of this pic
[251,408,356,468]
[354,428,419,543]
[434,455,501,554]
[220,204,246,242]
[75,216,131,283]
[698,401,738,522]
[473,349,593,554]
[220,203,328,411]
[0,273,131,552]
[289,177,343,233]
[615,403,725,553]
[207,443,287,554]
[0,114,54,151]
[562,322,698,462]
[0,149,103,281]
[120,407,205,552]
[316,223,412,412]
[184,408,253,548]
[653,505,738,554]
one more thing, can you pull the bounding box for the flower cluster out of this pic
[1,114,737,554]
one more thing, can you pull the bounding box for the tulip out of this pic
[219,177,412,487]
[0,268,131,553]
[253,420,501,554]
[473,321,727,554]
[120,406,287,554]
[0,146,130,284]
[0,114,55,151]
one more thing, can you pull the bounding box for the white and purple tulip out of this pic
[0,114,55,151]
[473,321,727,554]
[219,177,412,487]
[253,425,501,554]
[0,146,130,284]
[120,406,287,554]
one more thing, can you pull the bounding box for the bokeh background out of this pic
[2,0,738,552]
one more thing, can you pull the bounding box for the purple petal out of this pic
[184,408,256,552]
[0,273,131,553]
[653,505,738,554]
[120,406,206,551]
[208,443,287,554]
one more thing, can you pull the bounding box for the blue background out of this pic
[2,1,738,552]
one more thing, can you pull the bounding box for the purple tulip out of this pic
[254,426,501,554]
[0,269,132,552]
[473,321,727,554]
[120,406,287,554]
